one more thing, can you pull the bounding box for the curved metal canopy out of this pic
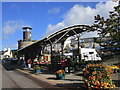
[17,25,94,53]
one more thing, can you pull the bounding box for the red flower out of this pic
[90,76,94,79]
[97,76,101,78]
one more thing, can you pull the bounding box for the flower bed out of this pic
[83,64,116,89]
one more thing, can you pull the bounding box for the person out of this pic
[61,58,67,71]
[27,59,32,69]
[20,58,27,69]
[67,56,72,74]
[23,59,27,68]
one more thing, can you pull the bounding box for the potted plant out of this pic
[55,70,65,79]
[34,65,41,74]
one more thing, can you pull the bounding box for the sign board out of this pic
[39,54,51,64]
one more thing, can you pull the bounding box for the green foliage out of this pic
[91,5,120,50]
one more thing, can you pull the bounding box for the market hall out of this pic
[17,25,95,71]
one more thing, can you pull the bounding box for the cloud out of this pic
[46,22,65,35]
[2,20,24,35]
[45,1,118,38]
[48,7,60,14]
[2,20,31,36]
[5,43,18,49]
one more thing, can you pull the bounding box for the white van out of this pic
[81,48,101,61]
[64,48,101,61]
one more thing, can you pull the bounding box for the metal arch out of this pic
[53,29,71,44]
[17,25,93,53]
[46,25,89,40]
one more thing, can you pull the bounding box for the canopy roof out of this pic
[17,25,93,53]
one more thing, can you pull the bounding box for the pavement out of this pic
[17,68,84,89]
[16,66,120,90]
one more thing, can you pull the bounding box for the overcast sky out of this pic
[1,1,118,50]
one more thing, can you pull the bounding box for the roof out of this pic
[22,27,32,30]
[17,25,94,53]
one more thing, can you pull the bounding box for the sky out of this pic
[1,0,118,51]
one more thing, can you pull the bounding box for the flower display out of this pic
[107,65,120,69]
[34,64,41,69]
[83,64,116,89]
[34,66,41,69]
[56,70,65,74]
[55,70,65,79]
[34,65,41,73]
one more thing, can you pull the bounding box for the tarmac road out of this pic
[2,60,65,89]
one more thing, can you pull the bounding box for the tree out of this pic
[91,5,120,52]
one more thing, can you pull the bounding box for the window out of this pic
[89,52,94,54]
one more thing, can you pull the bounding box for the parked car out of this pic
[2,59,5,62]
[11,58,18,60]
[11,58,18,64]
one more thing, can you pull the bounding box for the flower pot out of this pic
[34,69,41,73]
[56,73,65,79]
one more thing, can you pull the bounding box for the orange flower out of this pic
[97,76,101,78]
[94,86,99,89]
[92,71,97,75]
[56,70,65,74]
[96,81,100,86]
[89,76,95,80]
[90,76,94,79]
[101,82,104,86]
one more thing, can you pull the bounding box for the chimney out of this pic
[22,27,32,41]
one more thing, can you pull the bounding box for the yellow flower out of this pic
[34,67,40,69]
[113,85,116,87]
[92,71,97,75]
[56,70,65,74]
